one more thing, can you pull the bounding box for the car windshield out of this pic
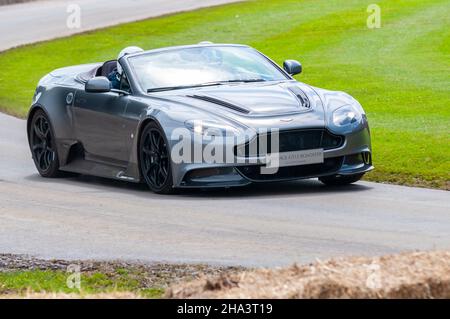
[128,46,289,92]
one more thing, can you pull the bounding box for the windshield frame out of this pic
[125,44,292,94]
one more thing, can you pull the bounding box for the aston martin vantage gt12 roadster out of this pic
[28,43,373,194]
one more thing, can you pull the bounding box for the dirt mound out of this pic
[166,251,450,299]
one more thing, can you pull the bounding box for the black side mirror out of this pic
[283,60,302,76]
[85,76,111,93]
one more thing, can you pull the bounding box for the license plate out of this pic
[266,149,324,168]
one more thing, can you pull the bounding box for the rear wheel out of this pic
[319,173,364,186]
[29,110,60,177]
[139,122,174,194]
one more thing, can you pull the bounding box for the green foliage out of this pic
[0,270,164,298]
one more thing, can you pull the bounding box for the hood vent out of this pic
[187,95,250,114]
[288,87,311,109]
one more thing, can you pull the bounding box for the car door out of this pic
[73,88,130,166]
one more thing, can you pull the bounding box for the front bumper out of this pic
[173,125,373,188]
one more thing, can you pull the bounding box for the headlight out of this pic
[184,120,240,137]
[331,104,363,133]
[333,105,361,126]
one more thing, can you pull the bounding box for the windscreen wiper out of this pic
[218,79,266,83]
[147,82,226,93]
[147,79,266,93]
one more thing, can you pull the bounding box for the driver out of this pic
[108,46,144,89]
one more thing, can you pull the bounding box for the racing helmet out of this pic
[117,46,144,75]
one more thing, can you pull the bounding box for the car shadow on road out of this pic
[178,180,373,198]
[24,173,373,199]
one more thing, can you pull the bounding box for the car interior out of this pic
[76,59,133,92]
[96,60,118,77]
[75,60,117,84]
[97,59,131,92]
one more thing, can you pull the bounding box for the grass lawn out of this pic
[0,255,244,299]
[0,270,164,298]
[0,0,448,189]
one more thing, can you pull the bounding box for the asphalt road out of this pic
[0,0,241,51]
[1,112,449,267]
[0,0,449,267]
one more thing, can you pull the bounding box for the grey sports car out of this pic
[28,43,373,194]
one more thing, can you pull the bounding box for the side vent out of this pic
[288,87,311,109]
[187,95,250,114]
[65,142,85,164]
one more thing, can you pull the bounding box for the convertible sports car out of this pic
[28,43,373,194]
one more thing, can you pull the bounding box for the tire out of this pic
[29,109,61,178]
[319,173,364,186]
[139,122,175,194]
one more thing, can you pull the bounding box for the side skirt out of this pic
[60,159,140,183]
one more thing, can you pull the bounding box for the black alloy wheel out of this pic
[139,122,174,194]
[29,110,60,177]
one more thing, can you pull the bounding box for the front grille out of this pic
[236,156,344,181]
[235,129,344,157]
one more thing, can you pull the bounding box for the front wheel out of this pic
[139,122,174,194]
[319,173,364,186]
[29,110,61,177]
